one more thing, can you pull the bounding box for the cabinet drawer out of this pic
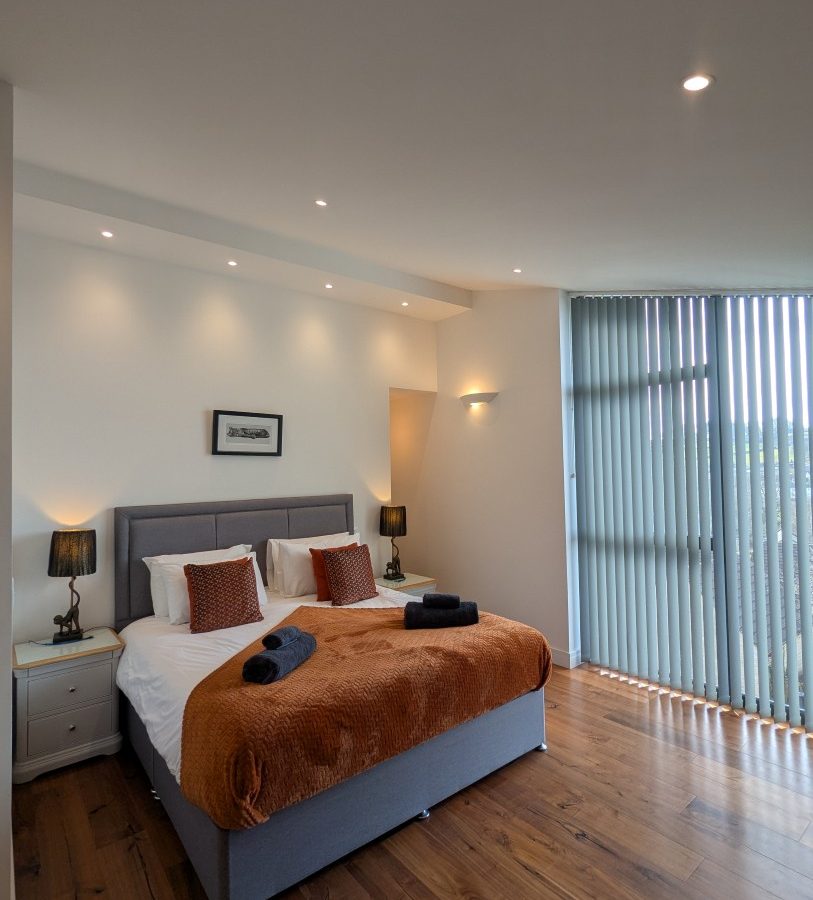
[404,584,437,597]
[28,661,112,716]
[27,700,113,758]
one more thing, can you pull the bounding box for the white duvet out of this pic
[116,586,410,781]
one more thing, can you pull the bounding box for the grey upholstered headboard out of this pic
[114,494,354,630]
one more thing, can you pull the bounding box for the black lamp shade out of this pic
[48,529,97,578]
[379,506,407,538]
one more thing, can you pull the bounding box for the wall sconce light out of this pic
[460,392,498,408]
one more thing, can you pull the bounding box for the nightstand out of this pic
[375,572,437,598]
[12,626,124,783]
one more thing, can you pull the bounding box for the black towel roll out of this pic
[404,600,479,629]
[243,632,317,684]
[262,625,303,650]
[422,592,460,610]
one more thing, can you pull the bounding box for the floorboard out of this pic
[13,665,813,899]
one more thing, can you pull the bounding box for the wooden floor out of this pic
[12,665,813,899]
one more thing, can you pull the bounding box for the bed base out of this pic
[124,689,545,900]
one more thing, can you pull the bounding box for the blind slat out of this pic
[708,298,732,703]
[731,298,757,713]
[618,300,639,675]
[695,297,717,700]
[648,299,671,684]
[773,298,801,726]
[682,297,705,696]
[608,302,629,673]
[744,300,771,716]
[757,298,787,720]
[600,299,619,669]
[804,296,813,728]
[789,296,811,727]
[638,300,659,683]
[661,298,682,689]
[587,301,607,665]
[572,300,591,663]
[624,298,646,677]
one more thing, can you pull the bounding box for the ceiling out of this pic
[1,0,812,304]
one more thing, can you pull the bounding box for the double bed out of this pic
[115,494,548,899]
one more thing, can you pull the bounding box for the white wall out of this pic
[0,81,14,900]
[11,233,437,640]
[406,289,576,665]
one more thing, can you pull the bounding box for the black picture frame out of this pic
[211,410,283,457]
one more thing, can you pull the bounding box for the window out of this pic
[571,295,813,727]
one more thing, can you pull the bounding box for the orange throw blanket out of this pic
[180,606,552,829]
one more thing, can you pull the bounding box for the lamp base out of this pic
[382,573,406,582]
[52,629,84,644]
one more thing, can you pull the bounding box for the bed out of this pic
[114,494,547,900]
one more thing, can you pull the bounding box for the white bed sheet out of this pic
[116,585,410,781]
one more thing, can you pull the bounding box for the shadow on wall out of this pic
[388,388,436,570]
[459,399,500,427]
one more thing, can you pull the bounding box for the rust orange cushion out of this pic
[184,557,263,634]
[310,543,358,602]
[322,544,378,606]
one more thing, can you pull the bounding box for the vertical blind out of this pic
[572,294,813,728]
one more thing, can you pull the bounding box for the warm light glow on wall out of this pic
[296,314,335,360]
[192,293,249,347]
[364,480,392,504]
[38,502,100,529]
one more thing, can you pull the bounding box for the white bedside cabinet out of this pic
[12,626,124,783]
[375,572,437,598]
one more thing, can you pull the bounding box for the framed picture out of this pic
[211,410,283,457]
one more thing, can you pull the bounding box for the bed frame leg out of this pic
[535,742,548,752]
[416,809,430,820]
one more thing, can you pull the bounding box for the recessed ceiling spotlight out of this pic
[325,283,333,289]
[227,260,238,267]
[315,199,328,207]
[512,268,522,274]
[683,74,714,92]
[101,230,114,238]
[401,302,409,307]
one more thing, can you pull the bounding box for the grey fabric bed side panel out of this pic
[122,696,229,897]
[153,757,230,899]
[125,700,155,786]
[129,690,545,900]
[114,494,353,630]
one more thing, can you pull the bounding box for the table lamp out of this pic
[48,529,96,643]
[379,506,406,581]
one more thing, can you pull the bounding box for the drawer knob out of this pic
[68,725,76,732]
[68,687,76,693]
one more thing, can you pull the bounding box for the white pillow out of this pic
[143,543,253,617]
[266,532,358,591]
[164,551,265,626]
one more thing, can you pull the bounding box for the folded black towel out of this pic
[243,632,317,684]
[422,592,460,610]
[404,600,479,629]
[262,625,303,650]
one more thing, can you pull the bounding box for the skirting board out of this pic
[550,645,581,668]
